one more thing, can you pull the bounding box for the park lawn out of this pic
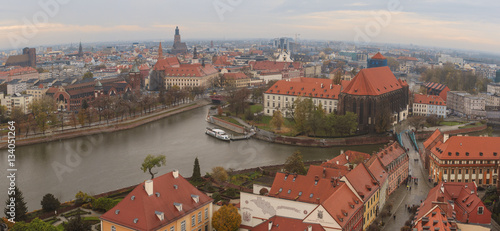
[439,121,464,126]
[458,122,483,129]
[250,104,263,114]
[214,115,244,127]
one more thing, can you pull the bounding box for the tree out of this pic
[211,166,229,182]
[387,57,400,72]
[191,157,202,182]
[270,110,284,131]
[4,187,28,222]
[283,151,307,175]
[10,107,25,134]
[75,191,94,205]
[82,71,93,79]
[41,193,60,212]
[141,154,166,179]
[70,112,78,129]
[375,108,392,133]
[29,96,56,134]
[10,218,57,231]
[212,204,241,231]
[293,97,314,134]
[407,116,426,131]
[77,109,86,127]
[307,104,326,137]
[63,214,91,231]
[0,105,8,123]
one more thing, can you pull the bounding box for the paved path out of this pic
[382,133,432,231]
[50,207,103,230]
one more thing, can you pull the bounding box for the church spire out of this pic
[158,41,163,59]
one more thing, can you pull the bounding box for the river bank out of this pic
[1,99,211,149]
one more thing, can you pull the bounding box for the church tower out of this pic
[192,47,199,64]
[78,42,83,57]
[171,26,187,55]
[158,41,163,59]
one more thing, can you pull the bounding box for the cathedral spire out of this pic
[158,41,163,59]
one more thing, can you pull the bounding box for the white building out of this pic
[263,78,345,117]
[2,93,33,114]
[413,94,447,118]
[438,54,464,66]
[7,80,27,95]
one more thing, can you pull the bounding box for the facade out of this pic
[7,80,27,95]
[0,67,39,82]
[338,63,409,132]
[26,86,49,101]
[5,47,36,68]
[2,93,33,114]
[375,141,409,196]
[423,82,450,101]
[479,92,500,107]
[263,78,346,117]
[223,72,250,88]
[447,91,485,118]
[366,155,389,211]
[171,26,188,55]
[447,91,468,116]
[249,61,303,81]
[487,82,500,95]
[413,94,447,118]
[163,63,218,90]
[427,134,499,187]
[100,171,213,231]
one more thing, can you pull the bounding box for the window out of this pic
[478,207,484,215]
[170,227,174,231]
[451,169,455,174]
[111,226,116,231]
[205,208,208,220]
[181,221,186,231]
[444,169,447,174]
[473,169,476,174]
[466,169,469,174]
[459,169,461,174]
[198,211,202,223]
[192,215,196,227]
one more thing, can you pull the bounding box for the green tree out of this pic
[10,107,25,134]
[10,218,57,231]
[191,157,202,182]
[211,166,229,182]
[91,197,120,212]
[387,57,400,72]
[82,71,93,79]
[293,97,314,134]
[375,109,392,133]
[212,204,241,231]
[407,116,426,131]
[41,193,60,212]
[0,105,8,123]
[284,150,307,175]
[270,110,284,131]
[29,96,56,134]
[75,191,94,205]
[63,215,91,231]
[77,109,86,127]
[141,154,166,179]
[4,187,28,222]
[307,104,326,137]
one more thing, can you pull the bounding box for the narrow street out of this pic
[382,133,433,231]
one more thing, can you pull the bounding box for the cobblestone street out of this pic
[382,133,433,231]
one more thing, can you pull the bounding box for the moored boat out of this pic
[205,127,231,141]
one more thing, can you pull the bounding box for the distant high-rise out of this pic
[496,70,500,83]
[5,47,36,68]
[171,26,187,55]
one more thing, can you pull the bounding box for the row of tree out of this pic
[420,63,491,93]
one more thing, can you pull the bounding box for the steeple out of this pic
[158,41,163,59]
[78,41,83,57]
[175,26,179,36]
[193,47,198,59]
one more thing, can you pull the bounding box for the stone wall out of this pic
[208,116,245,134]
[254,132,392,147]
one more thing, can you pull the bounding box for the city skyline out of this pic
[1,0,499,54]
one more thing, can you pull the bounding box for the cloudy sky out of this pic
[1,0,499,53]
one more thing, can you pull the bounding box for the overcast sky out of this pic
[1,0,499,53]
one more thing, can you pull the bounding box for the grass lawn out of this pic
[439,121,464,126]
[250,104,263,114]
[458,123,483,129]
[214,115,244,127]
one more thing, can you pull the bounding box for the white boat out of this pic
[205,127,231,141]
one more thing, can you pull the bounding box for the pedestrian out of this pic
[410,186,412,190]
[394,215,396,220]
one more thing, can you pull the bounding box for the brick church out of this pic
[338,53,409,132]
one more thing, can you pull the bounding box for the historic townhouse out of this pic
[413,94,447,118]
[427,134,499,187]
[100,171,213,231]
[263,77,347,116]
[374,141,409,196]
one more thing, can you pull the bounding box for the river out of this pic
[1,105,386,210]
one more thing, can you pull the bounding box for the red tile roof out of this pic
[321,183,363,227]
[223,72,249,80]
[250,61,302,72]
[430,136,500,160]
[423,129,443,150]
[370,52,386,60]
[376,142,406,167]
[100,171,213,231]
[397,56,418,61]
[265,78,344,100]
[307,165,350,180]
[322,151,371,167]
[250,216,325,231]
[414,94,446,106]
[341,66,403,96]
[367,156,388,185]
[164,63,218,77]
[345,164,379,201]
[212,55,232,66]
[268,172,344,204]
[153,57,180,70]
[424,82,448,92]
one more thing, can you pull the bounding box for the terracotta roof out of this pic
[265,78,343,100]
[376,142,406,168]
[322,151,370,167]
[397,56,418,61]
[344,164,379,201]
[268,172,344,204]
[223,72,249,80]
[367,156,388,185]
[414,205,453,231]
[424,82,448,92]
[164,63,217,77]
[423,129,443,150]
[321,183,363,227]
[212,55,232,66]
[251,216,325,231]
[100,171,213,231]
[341,66,403,96]
[370,52,386,60]
[430,136,500,160]
[414,94,446,106]
[153,57,180,70]
[306,165,350,180]
[6,54,30,64]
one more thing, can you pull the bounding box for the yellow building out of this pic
[223,72,250,88]
[26,87,48,101]
[100,170,213,231]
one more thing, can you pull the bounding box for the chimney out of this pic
[173,169,179,179]
[268,221,273,231]
[443,134,449,143]
[145,180,153,196]
[321,83,324,88]
[330,84,333,89]
[340,150,344,154]
[308,225,312,231]
[346,154,349,161]
[323,168,326,178]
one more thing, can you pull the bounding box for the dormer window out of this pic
[309,193,314,198]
